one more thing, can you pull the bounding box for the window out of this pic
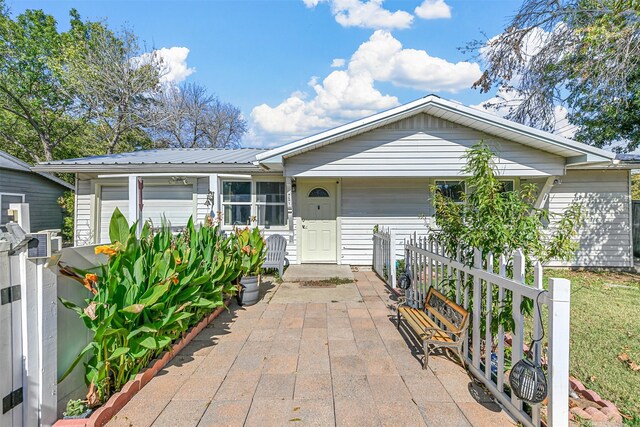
[256,182,285,227]
[0,193,25,224]
[499,180,515,193]
[222,181,251,225]
[435,181,465,203]
[308,187,329,198]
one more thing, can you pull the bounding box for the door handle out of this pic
[302,225,307,229]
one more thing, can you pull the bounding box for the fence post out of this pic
[548,278,571,427]
[389,230,396,288]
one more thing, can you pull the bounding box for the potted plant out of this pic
[63,399,92,419]
[235,226,267,306]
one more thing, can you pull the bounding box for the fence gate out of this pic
[0,242,23,427]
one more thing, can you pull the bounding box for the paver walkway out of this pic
[108,271,515,427]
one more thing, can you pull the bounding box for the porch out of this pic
[106,271,513,427]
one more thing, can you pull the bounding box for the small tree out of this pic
[430,141,582,334]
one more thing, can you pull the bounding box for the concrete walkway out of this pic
[107,271,515,427]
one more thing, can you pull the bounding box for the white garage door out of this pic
[99,186,129,243]
[142,185,194,231]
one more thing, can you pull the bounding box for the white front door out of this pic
[299,181,337,263]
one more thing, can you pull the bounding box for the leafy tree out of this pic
[0,6,89,162]
[65,24,165,154]
[632,173,640,200]
[431,142,582,333]
[150,82,246,148]
[57,191,74,243]
[471,0,640,151]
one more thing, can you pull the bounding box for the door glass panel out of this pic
[308,187,329,198]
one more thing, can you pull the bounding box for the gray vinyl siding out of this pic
[285,114,565,178]
[0,168,68,231]
[340,178,431,265]
[547,170,632,268]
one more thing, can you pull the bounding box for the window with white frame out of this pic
[0,193,25,224]
[256,182,285,227]
[222,181,252,226]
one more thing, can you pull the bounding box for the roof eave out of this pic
[32,163,264,174]
[256,96,616,165]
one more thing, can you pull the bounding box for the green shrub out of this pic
[57,191,75,244]
[63,399,88,417]
[234,226,266,276]
[59,209,255,405]
[431,141,582,336]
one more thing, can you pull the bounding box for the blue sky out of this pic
[7,0,525,147]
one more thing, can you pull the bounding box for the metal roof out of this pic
[33,148,268,173]
[0,151,74,190]
[615,153,640,163]
[256,95,615,166]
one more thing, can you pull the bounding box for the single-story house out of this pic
[1,150,74,231]
[33,96,635,267]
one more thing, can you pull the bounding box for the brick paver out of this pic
[107,271,515,427]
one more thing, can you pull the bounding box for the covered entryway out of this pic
[298,180,337,263]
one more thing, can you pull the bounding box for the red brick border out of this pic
[53,299,231,427]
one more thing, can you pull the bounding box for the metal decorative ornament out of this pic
[509,291,548,404]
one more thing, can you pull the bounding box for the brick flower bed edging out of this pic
[502,335,623,424]
[568,377,623,424]
[53,298,232,427]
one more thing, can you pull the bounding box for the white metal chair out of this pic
[263,234,287,277]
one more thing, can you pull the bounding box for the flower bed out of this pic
[56,210,266,420]
[53,299,230,427]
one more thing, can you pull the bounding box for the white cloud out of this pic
[304,0,414,30]
[154,47,195,84]
[350,30,481,92]
[250,30,482,142]
[331,58,346,68]
[415,0,451,20]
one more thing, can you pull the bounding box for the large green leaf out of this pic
[107,347,130,361]
[109,207,130,244]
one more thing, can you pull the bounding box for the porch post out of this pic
[286,177,294,243]
[208,174,219,220]
[128,175,142,237]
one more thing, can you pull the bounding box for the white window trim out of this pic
[221,177,288,230]
[255,181,287,229]
[0,192,26,224]
[221,179,253,227]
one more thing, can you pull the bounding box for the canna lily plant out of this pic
[59,209,243,405]
[234,226,267,277]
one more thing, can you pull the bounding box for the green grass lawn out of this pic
[545,269,640,423]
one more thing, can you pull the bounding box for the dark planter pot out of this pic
[238,275,260,306]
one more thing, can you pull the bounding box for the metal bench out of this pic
[397,286,470,369]
[263,234,287,277]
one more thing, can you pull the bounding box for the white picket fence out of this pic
[402,234,570,427]
[372,227,396,288]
